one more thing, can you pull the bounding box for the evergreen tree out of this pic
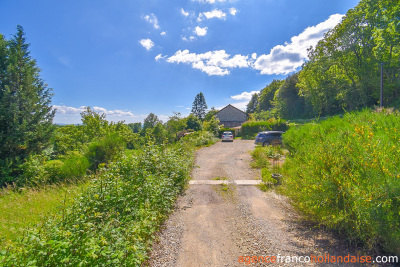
[0,26,55,183]
[191,92,208,120]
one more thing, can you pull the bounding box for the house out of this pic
[215,104,247,128]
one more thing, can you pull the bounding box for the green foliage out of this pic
[282,109,400,254]
[186,114,202,131]
[142,113,161,131]
[203,115,221,136]
[272,73,310,119]
[0,140,199,266]
[246,92,259,114]
[127,122,142,133]
[257,79,284,112]
[298,0,400,116]
[86,134,126,170]
[0,181,88,247]
[180,131,218,147]
[204,107,218,121]
[241,118,289,139]
[0,26,55,185]
[191,92,208,120]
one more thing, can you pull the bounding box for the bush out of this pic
[241,118,289,139]
[282,109,400,254]
[1,143,194,266]
[180,131,218,147]
[86,134,126,170]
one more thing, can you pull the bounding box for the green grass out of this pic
[282,108,400,254]
[0,181,88,246]
[250,146,285,191]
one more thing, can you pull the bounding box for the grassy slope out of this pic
[0,182,89,246]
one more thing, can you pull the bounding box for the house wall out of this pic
[215,105,247,127]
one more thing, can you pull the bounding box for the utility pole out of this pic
[380,62,383,107]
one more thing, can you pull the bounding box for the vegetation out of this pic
[250,146,284,191]
[191,92,208,120]
[0,26,55,185]
[0,181,88,247]
[282,109,400,254]
[0,132,218,265]
[246,0,399,121]
[241,118,288,139]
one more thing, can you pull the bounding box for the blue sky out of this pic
[0,0,360,124]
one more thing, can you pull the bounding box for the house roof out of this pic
[215,104,246,115]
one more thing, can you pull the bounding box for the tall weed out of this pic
[282,109,400,254]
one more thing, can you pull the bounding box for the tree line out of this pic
[247,0,399,120]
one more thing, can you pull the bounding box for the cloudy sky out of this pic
[0,0,359,124]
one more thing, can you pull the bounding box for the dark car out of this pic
[254,131,283,146]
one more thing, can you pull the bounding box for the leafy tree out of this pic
[273,73,307,119]
[257,80,284,112]
[127,122,142,133]
[186,114,202,131]
[0,26,55,183]
[143,113,161,130]
[191,92,208,120]
[204,107,218,121]
[246,92,259,114]
[165,112,187,141]
[203,115,220,136]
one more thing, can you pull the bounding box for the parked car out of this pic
[221,131,234,142]
[254,131,283,146]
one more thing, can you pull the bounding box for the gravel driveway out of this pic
[146,140,377,267]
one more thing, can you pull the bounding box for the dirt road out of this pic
[147,140,365,266]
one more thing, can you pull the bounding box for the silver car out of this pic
[221,131,234,142]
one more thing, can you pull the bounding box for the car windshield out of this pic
[223,132,232,135]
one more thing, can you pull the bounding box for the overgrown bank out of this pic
[0,133,217,266]
[282,109,400,255]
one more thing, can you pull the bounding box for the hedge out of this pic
[241,119,289,139]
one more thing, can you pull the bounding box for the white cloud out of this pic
[192,0,227,3]
[195,26,208,36]
[53,105,135,117]
[155,54,167,61]
[53,105,142,124]
[139,39,154,50]
[198,9,226,21]
[165,49,249,76]
[253,14,344,75]
[229,8,237,16]
[160,31,166,36]
[144,13,160,29]
[180,8,189,17]
[231,91,260,101]
[159,15,344,76]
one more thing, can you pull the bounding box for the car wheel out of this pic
[262,141,270,147]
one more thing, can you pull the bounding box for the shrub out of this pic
[86,134,126,170]
[282,109,400,254]
[241,118,289,139]
[0,143,194,266]
[180,131,218,147]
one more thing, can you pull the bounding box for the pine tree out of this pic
[0,25,55,183]
[191,92,208,120]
